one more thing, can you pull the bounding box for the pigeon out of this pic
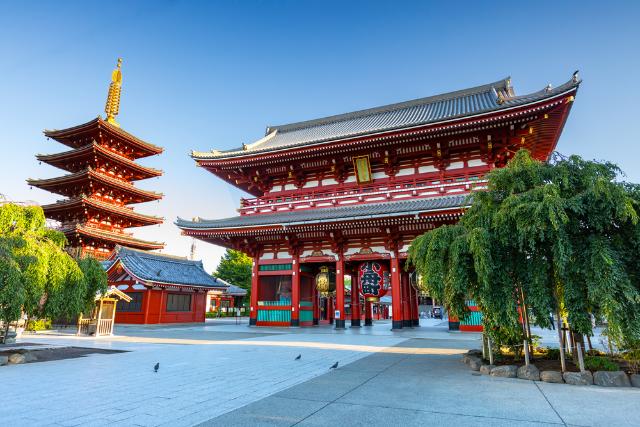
[154,362,160,373]
[295,354,301,360]
[330,361,339,369]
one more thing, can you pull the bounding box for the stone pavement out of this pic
[2,321,637,426]
[2,323,414,426]
[201,338,640,427]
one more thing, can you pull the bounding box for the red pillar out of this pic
[413,287,420,326]
[328,297,334,324]
[142,287,151,324]
[351,269,361,327]
[402,272,412,328]
[364,300,373,326]
[391,254,402,329]
[313,288,319,325]
[335,255,345,329]
[291,256,300,327]
[158,289,165,324]
[249,257,259,326]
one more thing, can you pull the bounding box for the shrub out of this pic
[584,356,619,372]
[621,350,640,374]
[543,347,560,360]
[26,319,52,331]
[205,312,217,319]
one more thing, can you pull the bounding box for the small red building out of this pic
[104,246,228,324]
[206,278,248,314]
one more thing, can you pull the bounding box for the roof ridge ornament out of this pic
[105,58,123,128]
[491,86,505,105]
[572,70,580,83]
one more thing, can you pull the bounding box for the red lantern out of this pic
[358,261,390,302]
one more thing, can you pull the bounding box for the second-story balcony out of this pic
[239,174,487,215]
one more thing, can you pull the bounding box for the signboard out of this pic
[353,155,373,184]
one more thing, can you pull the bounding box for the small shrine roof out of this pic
[211,277,248,296]
[193,75,580,160]
[176,194,467,230]
[107,246,227,289]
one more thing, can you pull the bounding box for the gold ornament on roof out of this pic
[105,58,123,127]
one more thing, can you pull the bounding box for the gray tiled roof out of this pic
[176,194,468,230]
[213,277,248,296]
[109,246,228,289]
[193,76,580,160]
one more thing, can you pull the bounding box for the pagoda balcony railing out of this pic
[57,222,134,236]
[239,175,487,215]
[53,196,133,210]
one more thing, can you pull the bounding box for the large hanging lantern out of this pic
[358,261,389,302]
[315,266,335,296]
[409,271,422,290]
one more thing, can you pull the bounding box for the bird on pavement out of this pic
[154,362,160,373]
[330,361,339,369]
[295,354,301,360]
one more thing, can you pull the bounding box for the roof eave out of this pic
[193,82,579,162]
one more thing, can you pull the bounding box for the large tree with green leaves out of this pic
[0,203,107,338]
[213,249,252,298]
[408,150,640,350]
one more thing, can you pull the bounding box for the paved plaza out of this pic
[2,320,639,426]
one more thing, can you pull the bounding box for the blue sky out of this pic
[1,0,639,272]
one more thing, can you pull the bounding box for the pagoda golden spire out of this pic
[104,58,123,127]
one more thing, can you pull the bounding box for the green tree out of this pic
[408,150,640,350]
[0,203,108,338]
[214,249,252,298]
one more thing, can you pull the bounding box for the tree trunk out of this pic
[2,320,9,345]
[556,307,567,372]
[518,286,533,357]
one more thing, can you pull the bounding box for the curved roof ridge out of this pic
[44,117,163,155]
[267,77,511,134]
[176,193,469,230]
[37,141,163,176]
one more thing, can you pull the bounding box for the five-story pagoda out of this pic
[28,59,164,259]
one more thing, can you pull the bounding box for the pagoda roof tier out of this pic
[37,142,162,180]
[27,168,163,204]
[177,194,467,232]
[44,117,163,159]
[62,224,165,251]
[193,75,580,162]
[42,196,163,228]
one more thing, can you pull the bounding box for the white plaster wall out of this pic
[467,159,487,167]
[418,165,438,173]
[396,167,414,176]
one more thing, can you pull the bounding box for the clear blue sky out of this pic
[2,0,639,272]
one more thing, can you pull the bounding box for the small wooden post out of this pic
[482,334,487,360]
[523,340,530,366]
[95,299,103,336]
[577,343,585,372]
[76,314,82,336]
[487,336,494,365]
